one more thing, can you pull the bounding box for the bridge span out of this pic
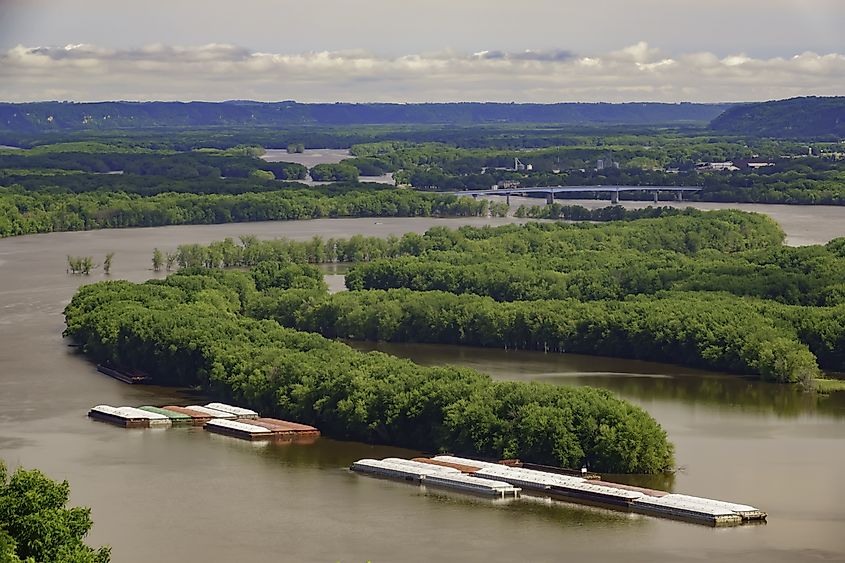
[450,185,702,205]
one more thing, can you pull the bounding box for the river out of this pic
[0,212,844,562]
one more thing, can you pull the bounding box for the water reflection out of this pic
[351,341,845,419]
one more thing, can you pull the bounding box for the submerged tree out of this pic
[67,256,94,275]
[152,248,163,272]
[165,252,177,272]
[0,461,111,562]
[102,252,115,275]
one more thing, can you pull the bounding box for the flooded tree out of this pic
[152,248,163,272]
[103,252,115,275]
[67,256,94,275]
[165,252,177,271]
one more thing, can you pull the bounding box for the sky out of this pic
[1,0,843,103]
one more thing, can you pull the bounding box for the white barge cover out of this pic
[352,458,460,481]
[204,402,259,418]
[101,405,173,426]
[668,494,762,515]
[554,479,644,501]
[423,473,521,496]
[633,494,739,517]
[205,418,271,434]
[475,466,587,491]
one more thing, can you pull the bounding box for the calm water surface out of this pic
[1,213,844,562]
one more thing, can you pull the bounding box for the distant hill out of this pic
[0,101,730,132]
[709,97,845,138]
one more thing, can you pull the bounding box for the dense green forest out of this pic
[0,101,729,133]
[64,272,675,474]
[147,212,844,386]
[0,461,110,563]
[0,142,522,237]
[710,96,845,138]
[0,187,504,238]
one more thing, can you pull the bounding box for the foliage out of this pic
[309,163,359,182]
[0,461,110,563]
[260,287,821,384]
[0,187,502,238]
[67,256,94,275]
[63,275,674,474]
[102,252,114,275]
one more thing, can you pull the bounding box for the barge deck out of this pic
[352,455,766,526]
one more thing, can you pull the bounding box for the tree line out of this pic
[63,272,675,474]
[156,213,845,385]
[0,188,505,238]
[252,287,826,385]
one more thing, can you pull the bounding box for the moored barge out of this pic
[88,405,172,427]
[96,363,151,384]
[204,418,273,440]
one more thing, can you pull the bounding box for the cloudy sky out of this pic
[1,0,843,103]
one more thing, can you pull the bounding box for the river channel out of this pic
[1,212,844,562]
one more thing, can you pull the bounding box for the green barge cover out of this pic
[138,406,192,423]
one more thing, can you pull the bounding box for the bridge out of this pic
[450,185,702,205]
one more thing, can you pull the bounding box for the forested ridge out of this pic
[0,101,729,132]
[710,96,845,138]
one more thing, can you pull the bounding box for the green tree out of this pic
[102,252,114,275]
[152,248,163,272]
[0,461,110,563]
[165,252,177,272]
[67,256,94,275]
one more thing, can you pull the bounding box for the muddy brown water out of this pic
[1,212,844,562]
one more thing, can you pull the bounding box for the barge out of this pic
[204,402,259,419]
[160,405,214,425]
[351,458,460,482]
[631,494,743,526]
[185,405,238,420]
[96,363,151,384]
[88,405,172,428]
[359,456,766,527]
[422,473,521,498]
[351,458,520,498]
[137,406,192,425]
[204,418,273,441]
[246,417,321,438]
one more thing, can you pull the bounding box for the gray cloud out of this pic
[473,49,575,62]
[1,42,843,103]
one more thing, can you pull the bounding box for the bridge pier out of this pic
[676,191,684,202]
[506,194,511,206]
[653,191,659,204]
[610,190,619,205]
[546,192,555,205]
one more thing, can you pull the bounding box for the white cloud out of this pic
[1,42,843,103]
